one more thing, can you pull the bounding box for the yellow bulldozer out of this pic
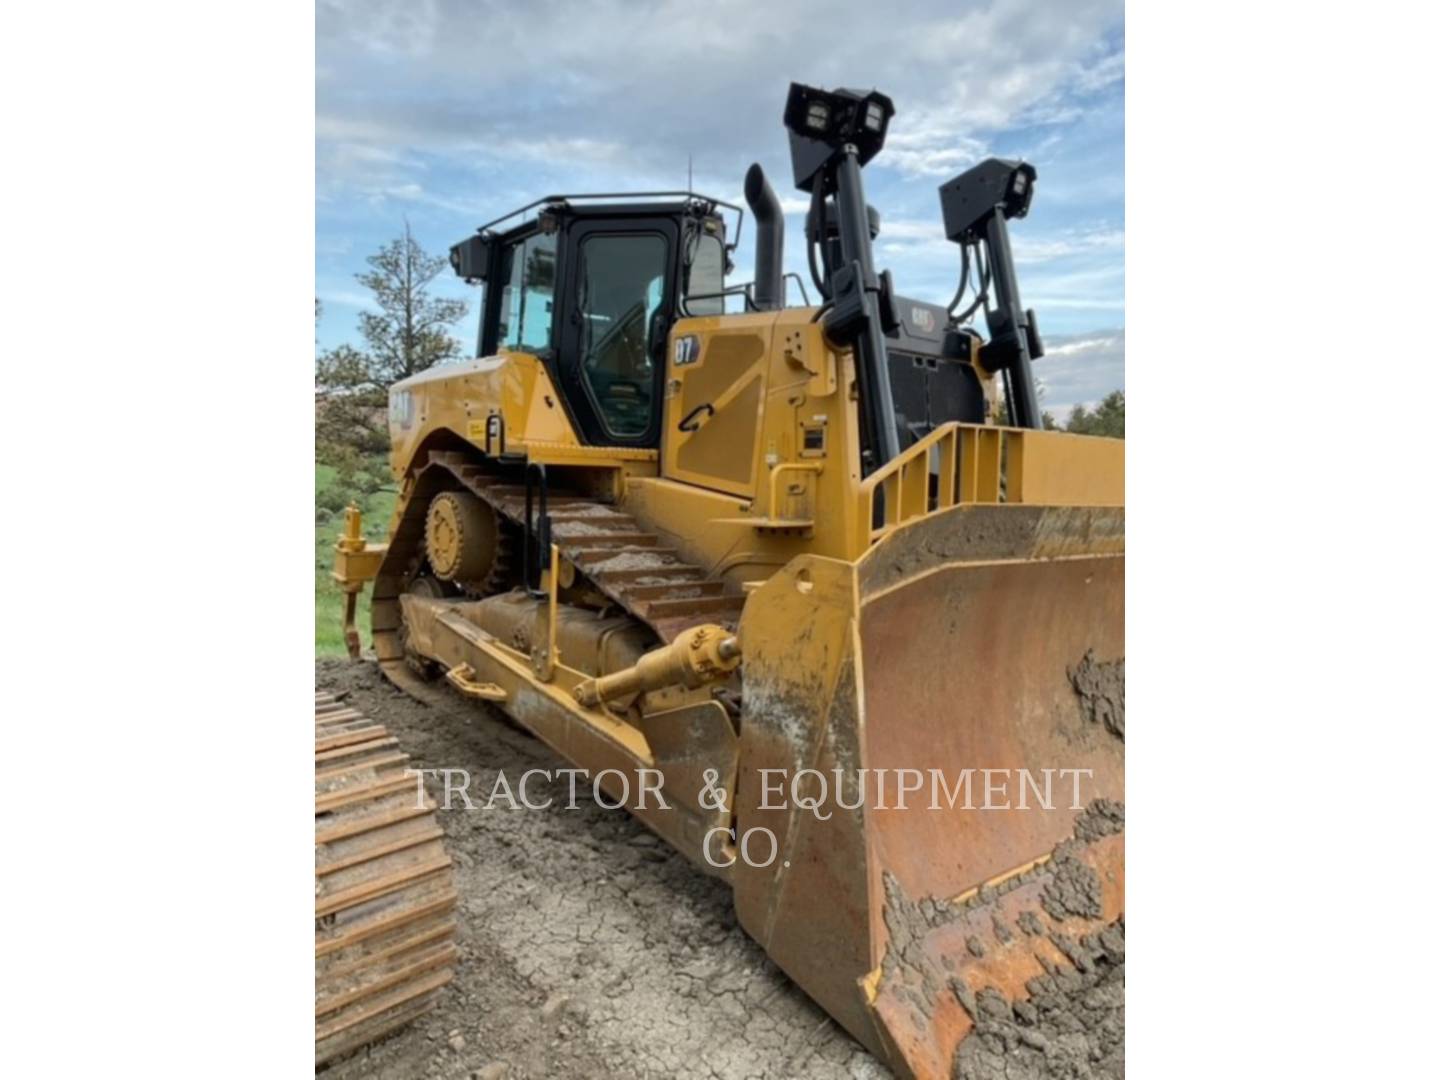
[327,82,1124,1078]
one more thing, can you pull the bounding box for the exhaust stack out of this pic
[743,163,785,311]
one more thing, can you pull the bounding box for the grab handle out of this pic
[677,403,715,433]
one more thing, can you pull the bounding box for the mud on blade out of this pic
[733,505,1125,1079]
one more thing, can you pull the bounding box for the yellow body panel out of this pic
[1007,425,1125,505]
[387,348,658,477]
[380,309,1122,578]
[658,308,867,561]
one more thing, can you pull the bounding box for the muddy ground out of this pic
[317,658,889,1080]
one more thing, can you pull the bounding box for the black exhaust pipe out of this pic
[744,163,784,311]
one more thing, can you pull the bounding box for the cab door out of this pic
[555,219,679,448]
[662,320,773,499]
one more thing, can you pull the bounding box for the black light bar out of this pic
[783,83,895,191]
[939,158,1037,244]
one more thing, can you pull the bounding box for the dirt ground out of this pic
[317,658,890,1080]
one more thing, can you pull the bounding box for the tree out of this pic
[355,222,469,382]
[1065,390,1124,439]
[316,343,390,463]
[316,226,468,473]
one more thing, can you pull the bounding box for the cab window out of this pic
[575,233,669,438]
[684,232,726,316]
[498,230,557,351]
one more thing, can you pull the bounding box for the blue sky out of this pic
[317,0,1124,420]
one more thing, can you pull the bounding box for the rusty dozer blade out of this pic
[733,504,1124,1079]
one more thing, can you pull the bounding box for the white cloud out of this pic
[318,0,441,59]
[1072,49,1125,94]
[882,124,988,179]
[316,286,378,309]
[317,0,1124,191]
[1033,328,1124,417]
[1027,296,1125,309]
[1014,227,1124,263]
[874,218,947,241]
[873,219,1123,266]
[315,0,1125,347]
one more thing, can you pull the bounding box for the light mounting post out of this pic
[939,158,1045,429]
[784,82,901,474]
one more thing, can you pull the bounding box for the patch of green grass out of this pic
[315,458,397,656]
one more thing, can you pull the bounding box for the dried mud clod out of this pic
[1039,853,1103,922]
[879,871,948,1024]
[952,801,1125,1079]
[1040,801,1124,922]
[951,917,1125,1080]
[876,800,1125,1080]
[549,520,617,538]
[1071,798,1125,844]
[1068,650,1125,741]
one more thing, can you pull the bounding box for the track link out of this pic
[315,691,458,1065]
[424,451,746,642]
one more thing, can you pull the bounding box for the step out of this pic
[618,580,728,602]
[571,547,681,569]
[650,611,742,640]
[591,566,706,587]
[549,516,637,531]
[636,594,747,620]
[485,484,588,502]
[551,530,658,547]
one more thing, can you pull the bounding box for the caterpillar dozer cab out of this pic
[333,83,1124,1078]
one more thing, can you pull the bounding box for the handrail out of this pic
[769,461,824,520]
[473,190,745,240]
[858,422,963,500]
[859,423,963,546]
[857,422,1011,548]
[856,421,1124,549]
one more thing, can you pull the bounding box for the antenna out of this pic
[687,154,693,192]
